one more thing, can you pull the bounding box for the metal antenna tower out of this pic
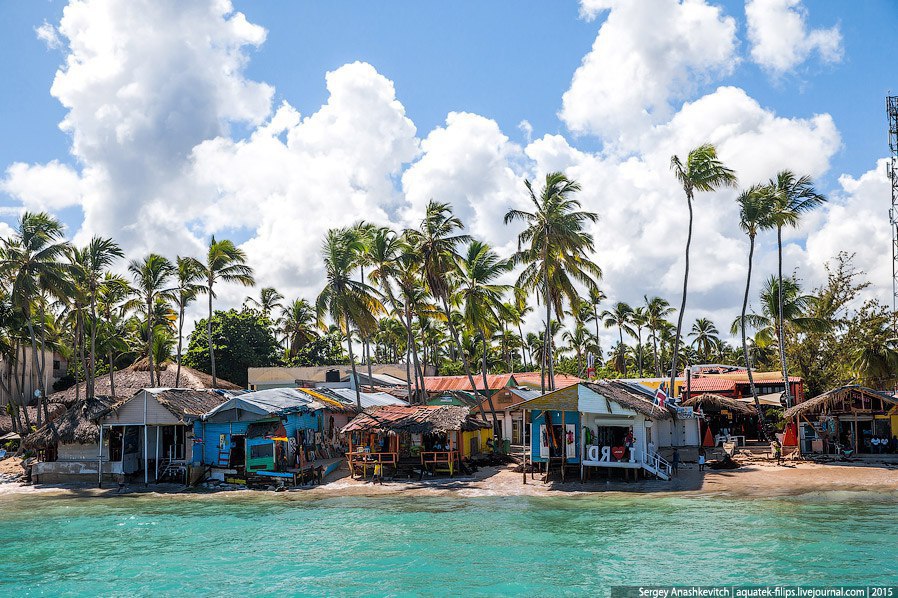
[888,95,898,328]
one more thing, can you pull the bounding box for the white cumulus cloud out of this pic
[746,0,843,75]
[561,0,738,145]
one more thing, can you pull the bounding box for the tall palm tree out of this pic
[736,185,774,427]
[201,237,255,387]
[644,295,673,377]
[97,273,135,398]
[585,287,607,356]
[128,254,175,387]
[668,144,737,397]
[174,256,205,387]
[505,172,601,392]
[601,302,633,370]
[767,171,827,407]
[406,201,484,400]
[77,237,124,399]
[851,312,898,389]
[630,306,647,377]
[561,323,597,377]
[454,240,511,431]
[244,287,284,320]
[0,212,71,423]
[689,318,721,362]
[316,228,385,408]
[280,299,318,359]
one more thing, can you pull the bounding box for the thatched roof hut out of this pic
[587,381,674,420]
[0,405,67,437]
[101,388,233,424]
[25,396,117,449]
[681,393,758,416]
[49,361,241,407]
[341,405,490,434]
[783,385,898,420]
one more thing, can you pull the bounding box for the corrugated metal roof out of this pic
[706,372,801,383]
[325,388,408,408]
[511,372,582,390]
[202,388,347,420]
[422,374,515,392]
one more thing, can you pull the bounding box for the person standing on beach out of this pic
[771,440,782,465]
[671,448,680,476]
[698,448,706,472]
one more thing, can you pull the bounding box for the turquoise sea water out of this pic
[1,490,896,596]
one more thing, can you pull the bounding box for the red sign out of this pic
[611,446,626,461]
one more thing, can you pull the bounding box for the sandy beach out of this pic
[3,457,898,501]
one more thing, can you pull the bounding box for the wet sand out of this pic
[3,457,898,500]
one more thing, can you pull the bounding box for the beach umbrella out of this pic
[702,424,715,448]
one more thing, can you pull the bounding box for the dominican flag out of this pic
[654,387,668,408]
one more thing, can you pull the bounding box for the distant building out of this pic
[247,364,435,391]
[1,348,68,407]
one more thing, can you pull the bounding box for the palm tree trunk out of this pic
[440,296,485,408]
[345,314,362,409]
[207,285,216,387]
[404,346,413,403]
[89,292,97,399]
[670,191,693,399]
[74,319,81,403]
[147,298,155,388]
[109,348,116,398]
[481,336,501,437]
[637,328,643,377]
[176,302,185,387]
[776,226,792,408]
[38,304,50,424]
[19,347,32,431]
[517,322,527,369]
[651,330,660,377]
[741,234,767,438]
[543,258,555,391]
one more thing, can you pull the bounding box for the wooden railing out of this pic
[346,451,398,478]
[420,450,460,477]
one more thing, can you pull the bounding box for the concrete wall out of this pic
[32,459,122,484]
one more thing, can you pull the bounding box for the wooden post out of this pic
[98,424,104,488]
[155,426,160,482]
[561,410,566,483]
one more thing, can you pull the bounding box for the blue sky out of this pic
[0,0,895,341]
[2,1,895,190]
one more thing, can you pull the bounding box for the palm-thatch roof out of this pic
[341,405,491,434]
[586,381,674,420]
[783,385,898,420]
[680,393,758,415]
[100,388,233,423]
[24,396,117,448]
[49,361,241,407]
[0,405,67,437]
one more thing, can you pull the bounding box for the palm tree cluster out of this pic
[0,213,255,435]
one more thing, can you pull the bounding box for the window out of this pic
[53,360,60,371]
[249,443,273,460]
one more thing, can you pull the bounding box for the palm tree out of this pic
[585,287,607,354]
[644,296,673,377]
[561,323,597,377]
[97,273,135,398]
[736,185,774,427]
[668,144,737,397]
[406,201,484,400]
[128,254,175,387]
[0,212,71,423]
[689,318,721,361]
[732,276,829,356]
[454,240,511,431]
[201,237,255,387]
[316,228,385,408]
[767,171,827,407]
[280,299,318,359]
[174,256,205,387]
[244,287,284,320]
[601,302,633,370]
[851,312,898,389]
[505,172,601,392]
[630,306,647,377]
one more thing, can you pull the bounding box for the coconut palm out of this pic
[244,287,284,320]
[584,287,607,354]
[174,256,205,387]
[601,302,634,368]
[689,318,721,361]
[128,254,175,387]
[454,240,511,431]
[505,172,601,392]
[0,212,72,423]
[316,228,385,408]
[644,296,674,377]
[97,273,136,397]
[561,323,597,377]
[280,299,318,359]
[851,313,898,388]
[668,144,737,396]
[630,306,647,377]
[406,201,484,400]
[735,185,775,427]
[767,171,827,406]
[201,237,255,387]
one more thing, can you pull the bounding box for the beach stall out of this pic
[196,387,354,483]
[340,405,490,479]
[783,385,898,456]
[97,389,230,485]
[680,393,761,445]
[510,384,581,482]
